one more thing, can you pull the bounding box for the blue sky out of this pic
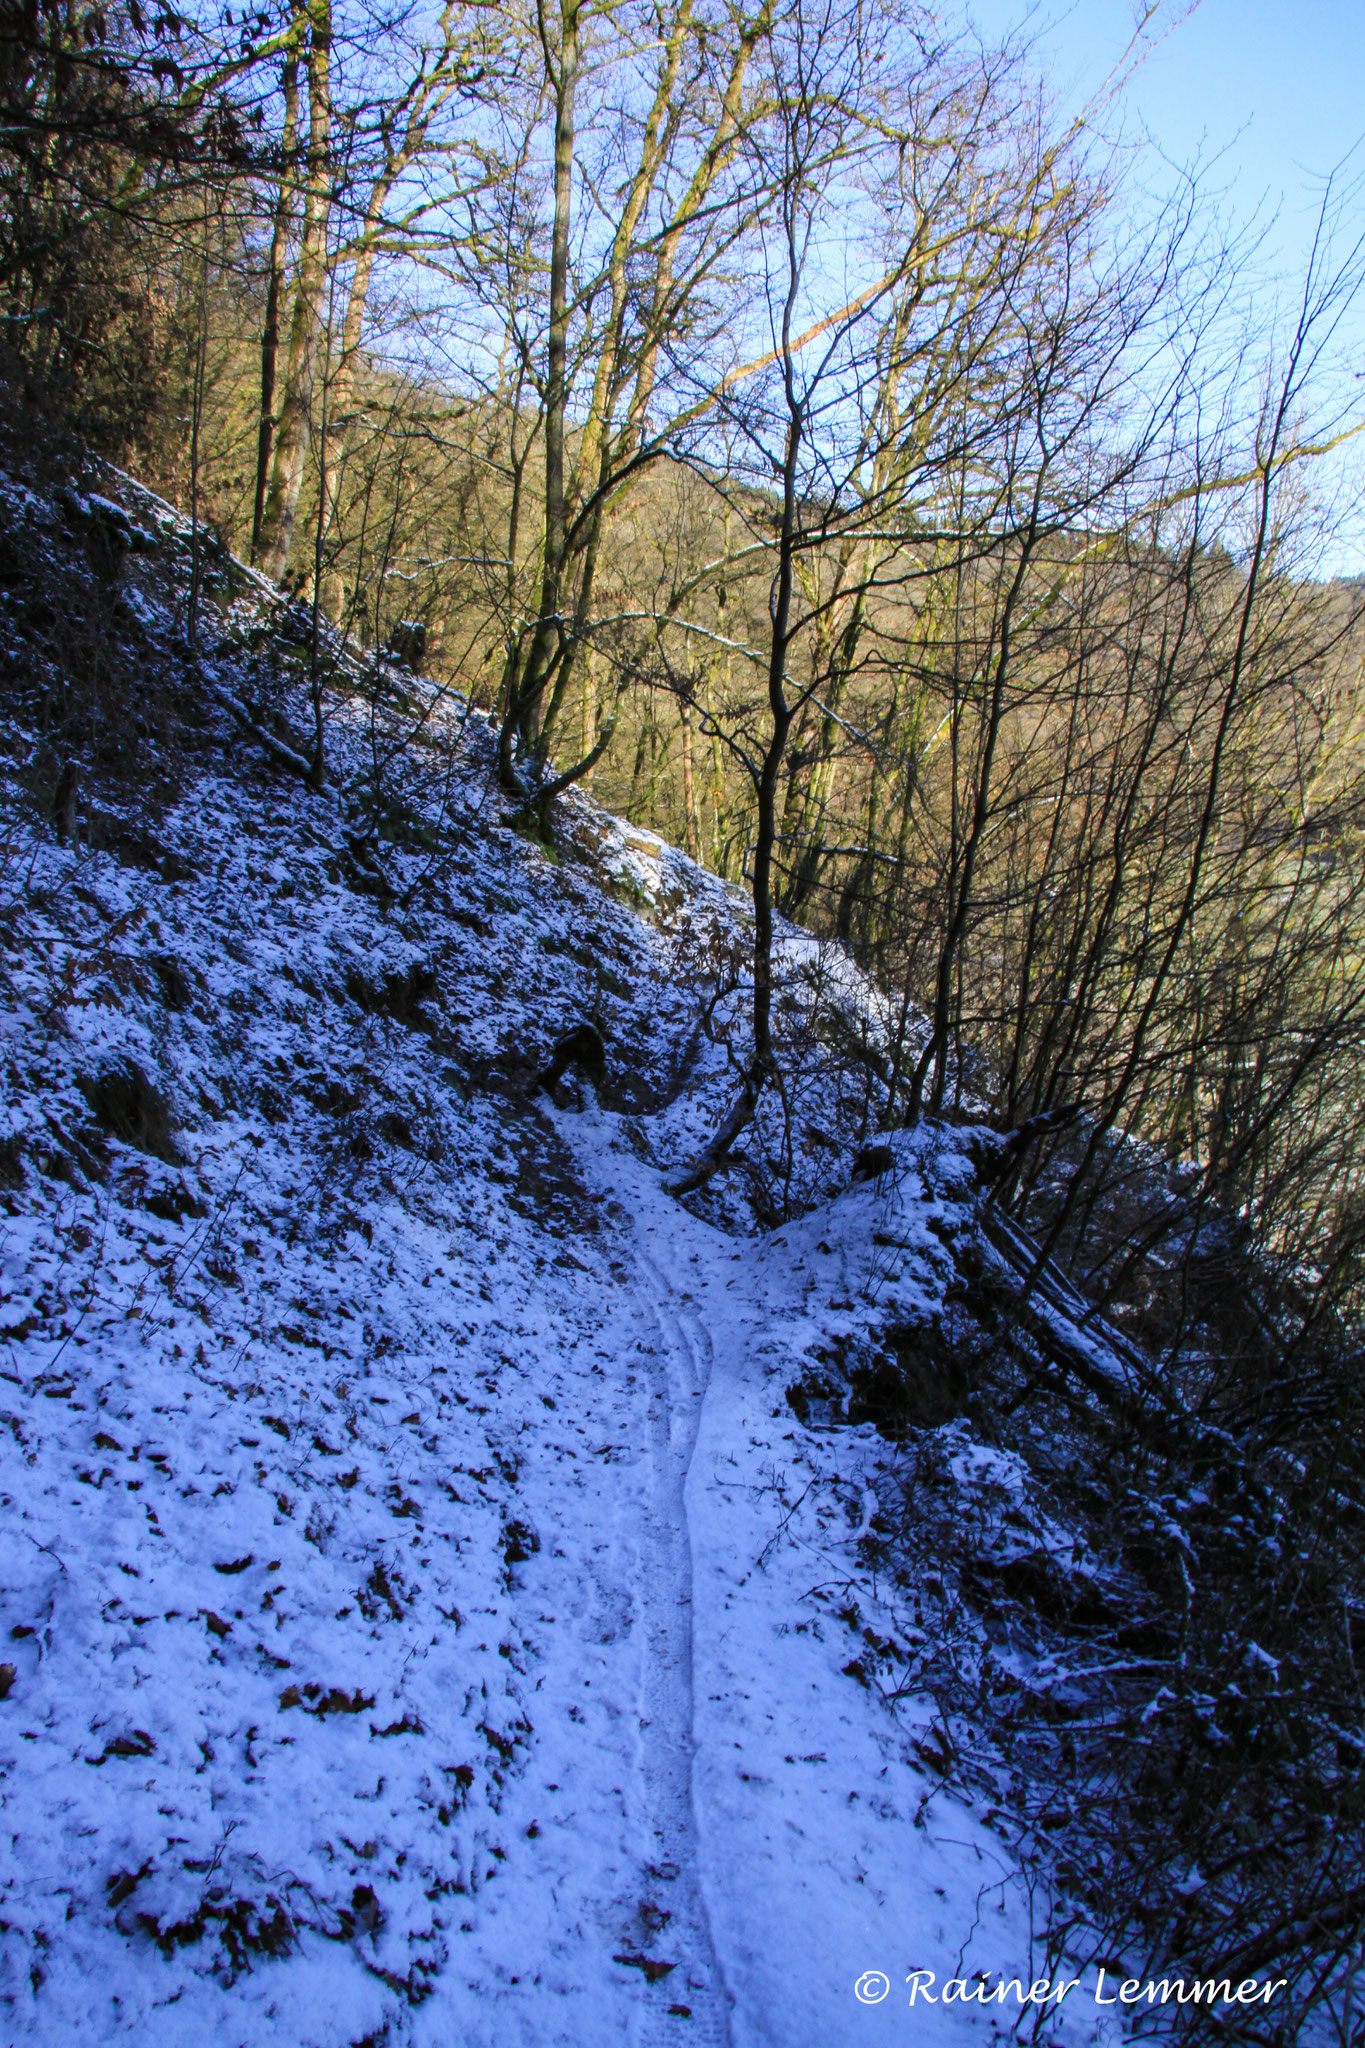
[967,0,1365,285]
[965,0,1365,570]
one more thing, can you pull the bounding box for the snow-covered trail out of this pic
[0,471,1117,2045]
[425,1114,740,2047]
[0,953,1099,2046]
[632,1288,731,2046]
[536,1109,1090,2048]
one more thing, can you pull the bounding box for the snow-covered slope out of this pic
[0,461,1137,2045]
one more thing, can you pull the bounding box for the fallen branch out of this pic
[207,680,317,783]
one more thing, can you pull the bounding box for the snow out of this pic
[0,467,1141,2044]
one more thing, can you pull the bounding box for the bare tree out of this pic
[250,24,302,560]
[255,0,332,578]
[668,2,1133,1185]
[465,0,778,801]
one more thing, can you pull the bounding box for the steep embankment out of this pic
[0,461,1130,2046]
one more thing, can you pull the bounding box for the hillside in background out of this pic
[0,431,1360,2046]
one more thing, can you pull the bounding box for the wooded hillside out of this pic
[2,2,1365,2033]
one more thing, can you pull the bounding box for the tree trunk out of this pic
[251,41,300,565]
[680,695,699,858]
[257,0,332,584]
[315,199,383,550]
[497,0,579,792]
[907,529,1036,1122]
[580,645,598,783]
[673,361,802,1195]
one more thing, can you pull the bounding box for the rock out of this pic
[386,620,427,668]
[79,1059,180,1163]
[536,1023,607,1096]
[850,1143,895,1183]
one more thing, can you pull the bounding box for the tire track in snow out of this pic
[559,1110,732,2042]
[630,1261,733,2047]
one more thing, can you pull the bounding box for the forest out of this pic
[2,0,1365,2035]
[10,0,1365,1308]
